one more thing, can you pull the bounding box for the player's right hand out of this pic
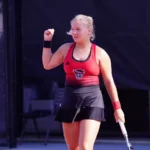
[44,28,55,41]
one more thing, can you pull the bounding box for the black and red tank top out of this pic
[63,43,100,86]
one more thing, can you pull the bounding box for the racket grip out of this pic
[118,120,127,135]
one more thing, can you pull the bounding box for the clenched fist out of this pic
[44,28,55,41]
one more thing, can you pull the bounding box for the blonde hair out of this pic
[67,14,95,41]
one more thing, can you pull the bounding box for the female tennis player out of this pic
[42,14,125,150]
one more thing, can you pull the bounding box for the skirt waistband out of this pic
[65,85,101,94]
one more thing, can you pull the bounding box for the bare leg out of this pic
[79,119,100,150]
[62,122,80,150]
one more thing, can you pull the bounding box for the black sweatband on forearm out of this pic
[43,41,51,48]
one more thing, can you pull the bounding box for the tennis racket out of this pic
[118,120,133,150]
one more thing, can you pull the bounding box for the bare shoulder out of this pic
[95,45,111,62]
[58,43,73,50]
[58,43,73,54]
[59,42,73,50]
[56,42,73,58]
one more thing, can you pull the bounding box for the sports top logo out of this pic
[73,69,85,79]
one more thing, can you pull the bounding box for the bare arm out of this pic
[42,43,70,70]
[97,46,120,103]
[97,47,125,123]
[42,29,71,70]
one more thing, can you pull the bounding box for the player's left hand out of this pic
[114,109,125,123]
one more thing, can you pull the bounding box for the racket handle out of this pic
[118,120,127,135]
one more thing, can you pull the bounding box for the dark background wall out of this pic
[20,0,150,137]
[0,0,7,137]
[0,0,150,141]
[21,0,149,89]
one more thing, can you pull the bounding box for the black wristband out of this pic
[43,41,51,48]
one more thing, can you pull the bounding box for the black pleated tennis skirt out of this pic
[54,85,106,123]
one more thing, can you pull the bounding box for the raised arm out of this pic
[96,46,125,123]
[42,29,70,70]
